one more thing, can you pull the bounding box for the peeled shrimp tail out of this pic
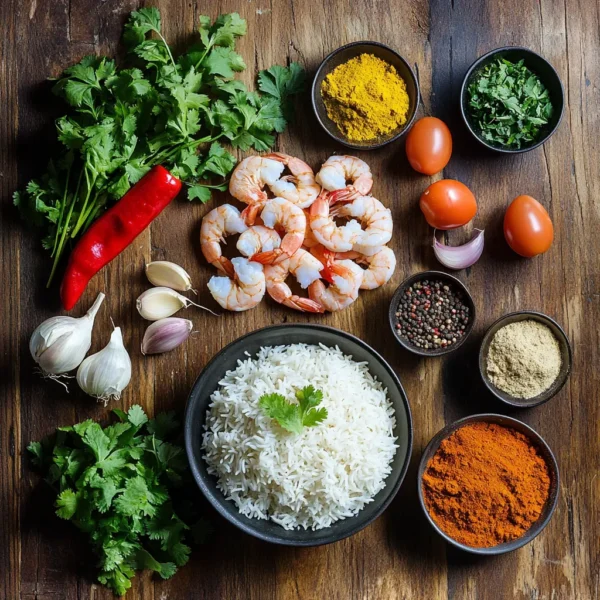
[241,203,263,226]
[267,282,324,313]
[212,256,235,278]
[250,198,306,264]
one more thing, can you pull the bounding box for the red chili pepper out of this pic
[60,166,182,310]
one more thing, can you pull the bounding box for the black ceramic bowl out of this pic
[479,311,572,408]
[460,46,564,153]
[417,413,560,555]
[312,41,420,150]
[388,270,476,357]
[184,324,413,546]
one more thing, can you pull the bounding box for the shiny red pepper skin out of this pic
[60,166,182,310]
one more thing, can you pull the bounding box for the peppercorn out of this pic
[394,279,471,350]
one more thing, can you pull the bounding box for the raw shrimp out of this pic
[236,225,281,257]
[207,257,265,312]
[334,247,397,290]
[266,153,321,208]
[229,156,285,224]
[301,209,319,249]
[264,250,324,312]
[251,197,306,264]
[330,195,393,253]
[289,248,326,289]
[308,259,364,312]
[200,204,248,277]
[316,155,373,202]
[309,190,362,252]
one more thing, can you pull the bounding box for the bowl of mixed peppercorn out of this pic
[388,271,476,356]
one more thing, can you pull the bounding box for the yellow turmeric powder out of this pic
[321,54,410,142]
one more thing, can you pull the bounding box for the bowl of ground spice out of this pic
[312,42,420,149]
[479,311,572,407]
[388,271,476,356]
[418,414,559,555]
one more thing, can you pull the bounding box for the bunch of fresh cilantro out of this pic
[28,405,206,597]
[14,8,305,285]
[259,386,328,434]
[467,58,554,149]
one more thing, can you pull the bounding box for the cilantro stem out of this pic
[78,191,102,233]
[71,168,97,238]
[186,180,229,190]
[47,169,83,287]
[51,162,72,258]
[154,27,176,69]
[149,134,219,167]
[194,43,213,70]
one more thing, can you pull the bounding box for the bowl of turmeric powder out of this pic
[417,414,559,555]
[312,42,420,149]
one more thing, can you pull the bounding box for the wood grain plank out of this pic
[0,0,21,596]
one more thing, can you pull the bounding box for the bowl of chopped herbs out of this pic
[460,47,564,153]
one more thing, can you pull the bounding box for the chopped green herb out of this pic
[28,405,204,597]
[14,9,306,285]
[259,386,328,434]
[467,58,554,149]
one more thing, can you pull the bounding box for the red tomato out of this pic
[504,195,554,257]
[406,117,452,175]
[419,180,477,229]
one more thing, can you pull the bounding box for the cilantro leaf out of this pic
[187,185,212,203]
[258,62,306,120]
[260,393,303,434]
[201,142,236,177]
[204,46,246,78]
[147,411,179,439]
[56,489,79,519]
[82,423,112,462]
[28,407,204,596]
[260,386,327,434]
[127,405,148,427]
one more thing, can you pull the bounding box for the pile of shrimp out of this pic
[200,153,396,312]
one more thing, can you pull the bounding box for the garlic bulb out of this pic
[30,293,105,375]
[141,318,193,355]
[77,326,132,404]
[146,261,194,292]
[136,287,217,320]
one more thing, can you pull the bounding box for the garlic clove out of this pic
[30,292,105,375]
[137,287,219,320]
[77,326,132,404]
[141,318,193,355]
[145,261,194,292]
[137,287,186,320]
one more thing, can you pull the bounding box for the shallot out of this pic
[433,229,484,270]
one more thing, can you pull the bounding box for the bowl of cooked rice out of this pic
[184,324,413,546]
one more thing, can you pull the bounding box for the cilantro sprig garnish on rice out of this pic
[259,385,328,434]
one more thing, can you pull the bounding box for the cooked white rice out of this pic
[201,343,398,530]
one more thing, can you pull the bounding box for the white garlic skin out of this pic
[145,261,194,292]
[29,293,105,375]
[136,287,188,320]
[141,318,193,355]
[77,326,131,403]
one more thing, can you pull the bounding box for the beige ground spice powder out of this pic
[486,320,562,398]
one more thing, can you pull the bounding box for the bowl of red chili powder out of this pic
[417,414,559,554]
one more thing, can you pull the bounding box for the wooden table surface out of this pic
[1,0,598,598]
